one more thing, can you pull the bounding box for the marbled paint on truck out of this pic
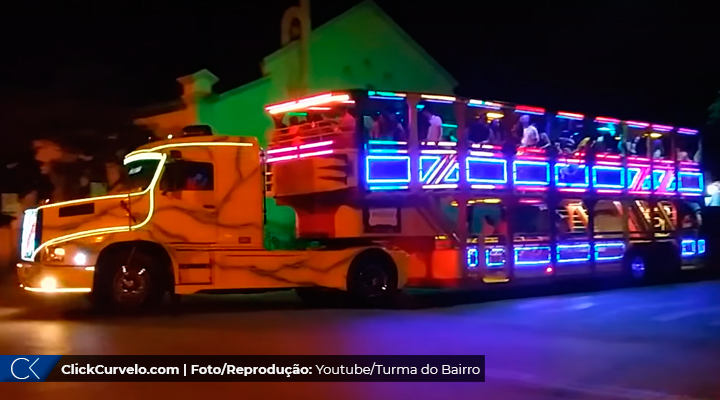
[25,135,408,293]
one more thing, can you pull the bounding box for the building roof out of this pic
[262,0,457,87]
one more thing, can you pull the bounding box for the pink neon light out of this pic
[558,111,584,119]
[267,146,298,154]
[266,154,297,163]
[558,158,582,164]
[470,151,494,157]
[299,140,334,149]
[656,159,674,165]
[266,93,332,111]
[596,161,622,166]
[652,124,673,131]
[680,168,701,172]
[595,116,620,124]
[265,93,350,114]
[597,189,622,194]
[424,183,458,189]
[629,191,651,195]
[627,156,650,162]
[516,156,547,161]
[519,187,548,192]
[559,188,587,193]
[299,149,334,158]
[678,128,698,135]
[519,199,543,204]
[596,154,621,159]
[626,121,649,128]
[516,105,545,114]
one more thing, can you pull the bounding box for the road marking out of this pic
[486,368,699,399]
[652,306,720,322]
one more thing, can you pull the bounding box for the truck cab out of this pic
[17,130,409,312]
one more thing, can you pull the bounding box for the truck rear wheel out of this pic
[346,250,398,307]
[93,250,165,313]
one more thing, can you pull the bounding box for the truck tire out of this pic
[93,249,165,313]
[346,250,399,307]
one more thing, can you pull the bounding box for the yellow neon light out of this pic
[24,286,92,293]
[649,133,662,139]
[486,112,504,119]
[31,154,168,260]
[126,141,253,158]
[124,152,164,165]
[421,94,456,102]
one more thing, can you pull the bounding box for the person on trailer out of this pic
[338,106,356,132]
[421,107,443,141]
[488,118,502,144]
[519,115,540,147]
[382,109,406,140]
[466,116,489,143]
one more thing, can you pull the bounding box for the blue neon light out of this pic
[593,166,625,189]
[652,170,667,191]
[555,164,589,188]
[514,246,551,266]
[628,168,641,189]
[467,247,479,268]
[681,239,696,257]
[365,155,410,184]
[444,163,459,183]
[485,246,506,268]
[595,241,625,261]
[698,239,706,254]
[467,157,507,184]
[678,172,704,193]
[420,156,442,182]
[556,243,591,263]
[513,161,550,186]
[369,95,405,101]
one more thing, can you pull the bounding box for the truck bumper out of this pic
[16,262,94,294]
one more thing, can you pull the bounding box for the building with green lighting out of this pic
[135,0,457,249]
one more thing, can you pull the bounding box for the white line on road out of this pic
[652,306,720,322]
[486,368,699,400]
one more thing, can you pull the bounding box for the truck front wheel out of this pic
[93,249,165,313]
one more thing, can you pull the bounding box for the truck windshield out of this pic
[124,159,161,192]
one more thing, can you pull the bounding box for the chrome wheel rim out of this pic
[113,264,150,305]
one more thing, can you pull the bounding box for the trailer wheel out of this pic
[346,250,398,307]
[93,249,165,313]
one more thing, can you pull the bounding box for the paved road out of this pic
[2,275,720,399]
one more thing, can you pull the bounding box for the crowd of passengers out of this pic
[273,106,698,161]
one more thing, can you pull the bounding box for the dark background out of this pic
[1,0,717,168]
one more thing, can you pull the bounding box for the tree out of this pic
[709,90,720,126]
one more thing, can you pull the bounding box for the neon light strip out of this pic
[266,154,297,163]
[467,158,507,184]
[420,156,442,182]
[365,156,411,183]
[559,188,587,193]
[678,128,698,135]
[369,140,407,145]
[369,149,408,154]
[24,286,92,293]
[423,184,458,189]
[267,146,297,155]
[485,246,506,267]
[595,241,625,261]
[595,116,620,124]
[300,140,334,150]
[597,189,622,194]
[123,152,164,165]
[468,100,503,109]
[557,111,584,120]
[368,91,407,97]
[471,184,497,189]
[557,243,591,263]
[470,151,495,157]
[369,185,408,191]
[30,153,168,260]
[555,163,588,188]
[626,121,649,128]
[652,124,673,132]
[422,149,456,155]
[513,161,550,185]
[435,156,457,184]
[514,246,551,266]
[421,94,456,102]
[593,166,625,189]
[681,239,696,257]
[127,141,253,158]
[369,95,404,101]
[265,94,350,114]
[515,105,545,115]
[299,149,333,158]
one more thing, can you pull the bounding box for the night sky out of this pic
[1,0,717,128]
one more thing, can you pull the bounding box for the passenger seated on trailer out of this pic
[421,106,444,141]
[519,115,540,147]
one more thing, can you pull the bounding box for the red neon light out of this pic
[558,111,584,119]
[515,105,546,114]
[626,120,649,128]
[595,116,620,124]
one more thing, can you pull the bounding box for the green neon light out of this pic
[287,112,307,116]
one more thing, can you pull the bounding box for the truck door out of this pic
[157,159,218,245]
